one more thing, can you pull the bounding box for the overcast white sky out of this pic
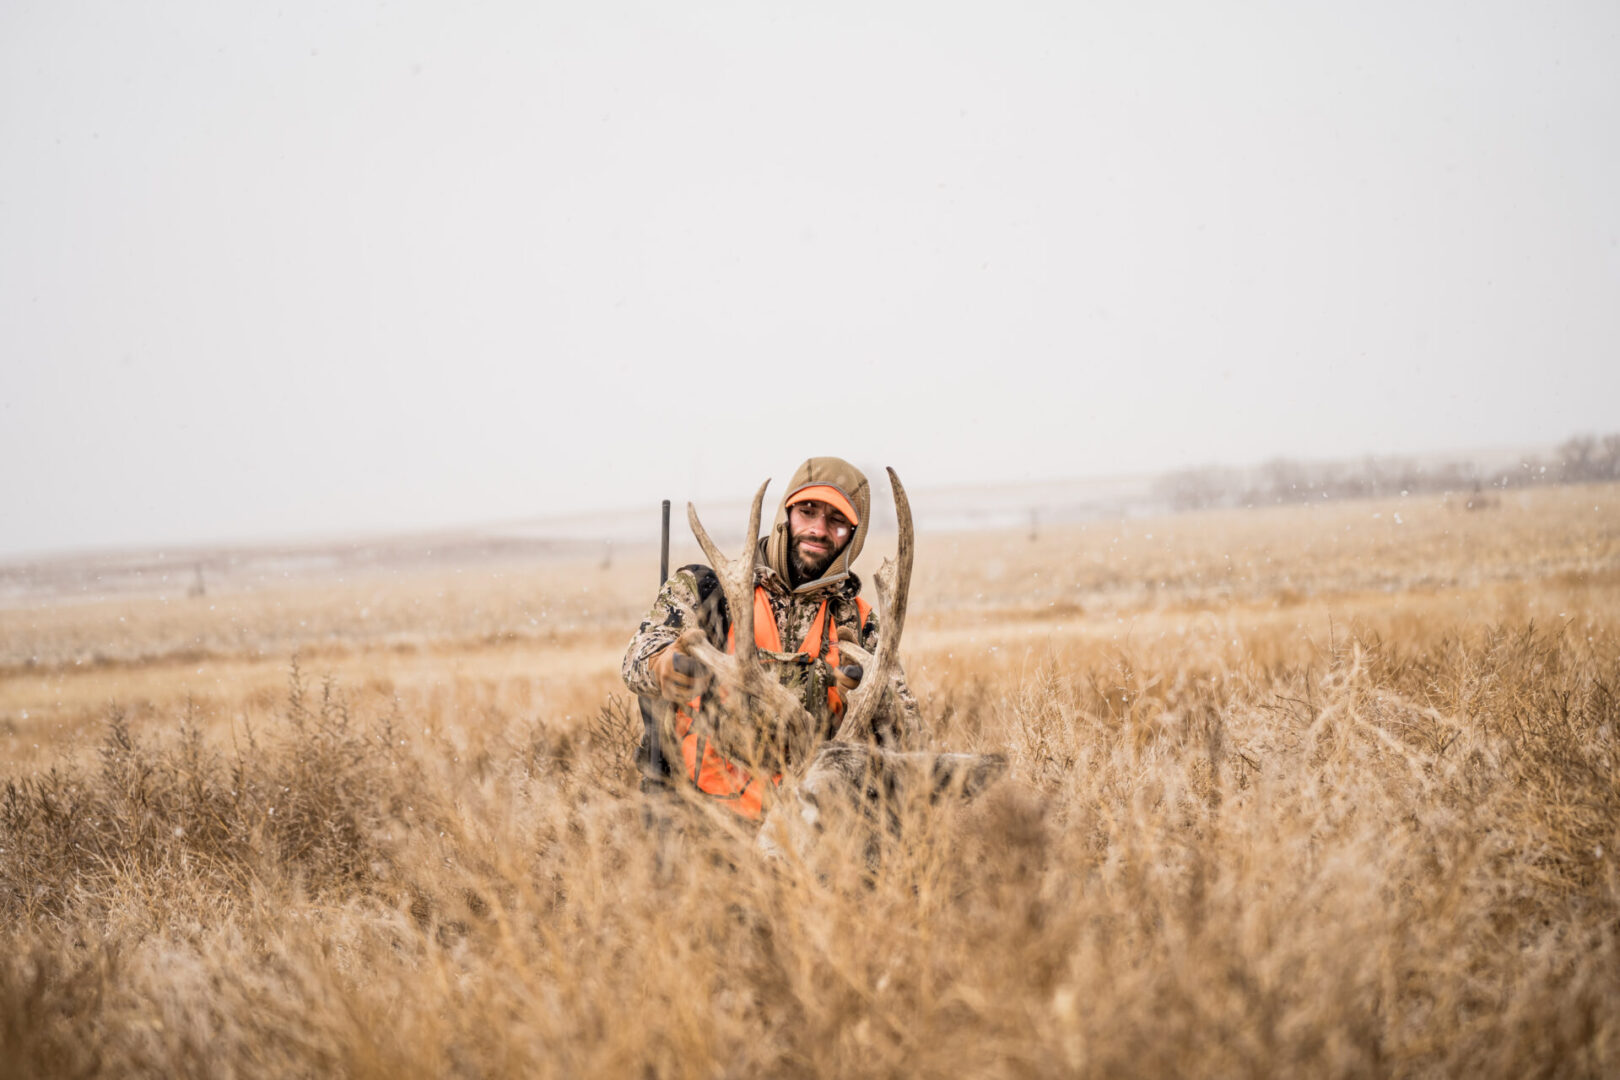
[3,0,1617,557]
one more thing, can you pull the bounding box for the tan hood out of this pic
[762,457,871,594]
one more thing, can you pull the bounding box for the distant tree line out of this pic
[1156,432,1620,512]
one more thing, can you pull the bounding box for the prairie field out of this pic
[2,484,1619,1078]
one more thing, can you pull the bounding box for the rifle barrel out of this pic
[659,499,670,585]
[644,498,673,786]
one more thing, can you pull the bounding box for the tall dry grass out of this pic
[2,485,1618,1077]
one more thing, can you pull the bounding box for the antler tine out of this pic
[836,467,914,741]
[686,477,767,637]
[686,501,729,579]
[883,465,914,641]
[732,479,769,665]
[685,483,773,670]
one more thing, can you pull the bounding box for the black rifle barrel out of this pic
[659,500,670,585]
[643,499,672,782]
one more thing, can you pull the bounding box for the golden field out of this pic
[2,484,1618,1078]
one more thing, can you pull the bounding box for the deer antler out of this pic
[682,481,819,766]
[835,467,913,742]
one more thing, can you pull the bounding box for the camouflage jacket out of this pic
[622,560,921,761]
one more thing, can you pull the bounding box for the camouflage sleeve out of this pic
[859,604,924,748]
[621,568,715,698]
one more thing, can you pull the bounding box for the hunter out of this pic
[622,456,921,818]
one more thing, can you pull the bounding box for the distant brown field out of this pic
[3,484,1618,1077]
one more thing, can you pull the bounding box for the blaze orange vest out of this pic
[674,587,871,820]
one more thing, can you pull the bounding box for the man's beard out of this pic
[790,537,839,585]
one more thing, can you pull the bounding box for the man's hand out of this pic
[650,644,711,702]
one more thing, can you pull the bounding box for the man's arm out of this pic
[621,565,727,699]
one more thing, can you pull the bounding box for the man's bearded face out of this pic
[787,500,854,584]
